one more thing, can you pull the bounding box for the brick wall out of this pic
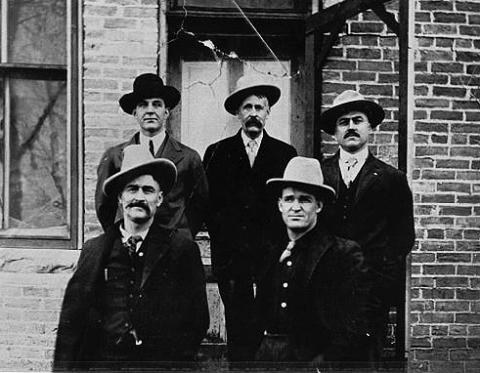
[322,1,480,371]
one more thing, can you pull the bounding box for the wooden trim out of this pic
[0,63,67,80]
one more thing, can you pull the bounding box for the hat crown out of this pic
[233,75,270,92]
[132,73,165,93]
[282,156,326,187]
[121,145,155,173]
[332,90,366,107]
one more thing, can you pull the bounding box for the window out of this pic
[0,0,79,248]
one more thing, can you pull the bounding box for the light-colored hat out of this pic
[224,75,281,115]
[103,145,177,197]
[319,90,385,135]
[267,156,336,201]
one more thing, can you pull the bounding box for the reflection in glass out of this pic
[8,78,67,232]
[8,0,66,65]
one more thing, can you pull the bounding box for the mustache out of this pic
[344,129,360,139]
[126,201,150,213]
[245,117,262,128]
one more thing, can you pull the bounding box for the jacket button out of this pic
[281,302,287,308]
[283,282,288,288]
[286,261,292,267]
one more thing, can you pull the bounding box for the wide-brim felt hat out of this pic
[319,90,385,135]
[267,156,336,201]
[224,75,281,115]
[103,144,177,197]
[119,73,181,114]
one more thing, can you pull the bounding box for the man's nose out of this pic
[346,118,356,129]
[291,199,302,210]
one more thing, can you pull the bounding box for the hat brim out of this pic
[224,85,281,115]
[319,100,385,135]
[119,86,181,114]
[267,179,336,202]
[103,158,177,197]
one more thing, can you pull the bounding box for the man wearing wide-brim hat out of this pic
[319,90,415,361]
[95,73,208,239]
[203,75,297,361]
[54,145,209,370]
[254,156,371,363]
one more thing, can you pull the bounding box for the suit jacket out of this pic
[95,132,208,236]
[203,130,297,279]
[254,225,370,362]
[321,151,415,294]
[53,222,209,370]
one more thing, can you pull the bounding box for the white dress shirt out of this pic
[339,146,369,186]
[139,130,166,156]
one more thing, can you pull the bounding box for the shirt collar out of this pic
[119,224,150,244]
[241,129,263,149]
[139,130,166,153]
[339,146,369,164]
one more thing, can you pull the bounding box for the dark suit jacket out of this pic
[203,130,297,279]
[321,152,415,296]
[53,222,209,370]
[255,225,370,362]
[95,132,208,236]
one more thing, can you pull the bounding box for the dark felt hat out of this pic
[103,145,177,197]
[119,73,181,114]
[319,90,385,135]
[224,75,281,115]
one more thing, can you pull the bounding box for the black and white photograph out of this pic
[0,1,479,372]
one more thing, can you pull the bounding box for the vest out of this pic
[334,170,361,240]
[99,237,146,344]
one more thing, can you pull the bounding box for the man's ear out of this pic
[164,108,170,118]
[157,191,164,207]
[316,200,323,214]
[277,197,283,212]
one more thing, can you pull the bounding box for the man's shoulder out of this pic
[168,136,201,157]
[264,134,296,152]
[368,154,406,178]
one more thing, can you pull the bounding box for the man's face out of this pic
[237,95,270,139]
[278,187,322,233]
[118,174,163,224]
[133,97,169,137]
[333,111,372,153]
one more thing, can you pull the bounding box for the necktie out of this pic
[246,140,257,167]
[124,235,143,256]
[279,240,295,263]
[345,157,358,187]
[149,139,155,156]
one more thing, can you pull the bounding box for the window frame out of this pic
[0,0,81,249]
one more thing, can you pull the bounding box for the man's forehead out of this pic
[137,97,165,104]
[338,111,368,120]
[125,174,160,187]
[281,186,316,198]
[240,94,268,106]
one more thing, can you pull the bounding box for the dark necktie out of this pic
[124,235,143,256]
[149,140,155,156]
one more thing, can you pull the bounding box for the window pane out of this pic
[7,0,66,65]
[6,78,68,236]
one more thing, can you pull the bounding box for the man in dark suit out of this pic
[54,145,209,371]
[95,73,208,238]
[319,90,415,361]
[203,76,297,361]
[254,156,370,363]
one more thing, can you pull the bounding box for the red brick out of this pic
[411,337,433,348]
[420,312,455,323]
[431,361,465,373]
[437,252,472,262]
[359,84,393,96]
[422,170,455,179]
[415,122,449,132]
[457,313,480,324]
[450,75,480,86]
[436,37,454,48]
[457,265,480,275]
[431,110,463,120]
[435,300,469,312]
[433,12,466,23]
[433,86,467,97]
[440,206,472,216]
[341,72,375,81]
[452,134,468,144]
[432,325,449,336]
[346,48,381,60]
[432,62,464,73]
[415,146,449,157]
[457,51,480,62]
[322,82,356,94]
[457,289,480,300]
[423,24,457,36]
[433,337,467,349]
[452,100,479,110]
[450,147,478,157]
[461,25,480,36]
[323,60,357,70]
[457,1,480,12]
[415,98,449,107]
[436,159,470,169]
[437,182,471,194]
[436,277,469,287]
[350,22,384,34]
[464,229,480,239]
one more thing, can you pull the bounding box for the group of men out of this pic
[54,72,414,370]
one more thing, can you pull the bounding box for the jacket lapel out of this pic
[232,130,251,170]
[140,226,172,288]
[252,131,274,172]
[354,153,381,203]
[159,133,185,166]
[300,227,334,284]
